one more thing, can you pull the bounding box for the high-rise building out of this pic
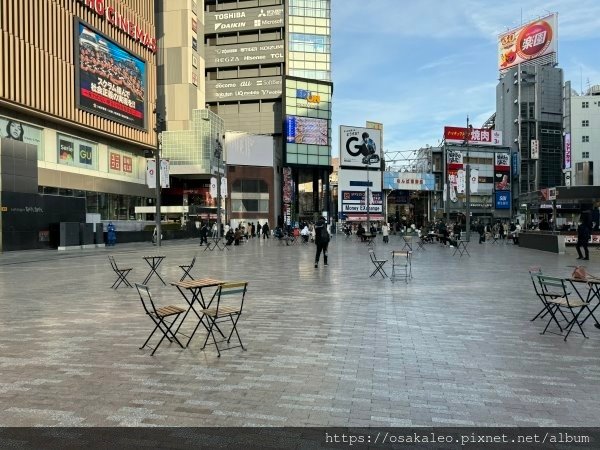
[0,0,158,251]
[495,14,563,214]
[564,82,600,186]
[203,0,333,227]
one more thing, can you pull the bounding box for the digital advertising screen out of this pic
[75,21,146,130]
[285,116,328,146]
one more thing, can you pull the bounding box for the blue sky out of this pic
[331,0,600,155]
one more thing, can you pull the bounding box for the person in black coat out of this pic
[576,216,591,260]
[314,216,329,268]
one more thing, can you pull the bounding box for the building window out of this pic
[582,120,589,127]
[582,136,590,143]
[583,151,590,159]
[582,101,589,108]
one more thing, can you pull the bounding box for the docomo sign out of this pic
[77,0,157,53]
[498,14,557,70]
[444,127,502,146]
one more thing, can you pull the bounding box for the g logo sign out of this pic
[345,136,361,157]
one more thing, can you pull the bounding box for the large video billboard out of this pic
[75,21,146,130]
[205,5,284,33]
[498,14,557,71]
[285,116,328,146]
[339,126,382,168]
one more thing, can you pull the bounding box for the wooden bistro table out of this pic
[170,278,226,347]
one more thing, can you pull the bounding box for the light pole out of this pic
[464,117,472,241]
[366,162,371,232]
[214,137,223,239]
[154,110,165,247]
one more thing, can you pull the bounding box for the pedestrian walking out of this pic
[107,221,116,246]
[257,222,262,238]
[199,222,208,246]
[314,216,330,268]
[262,222,270,239]
[382,223,389,243]
[251,222,256,238]
[576,215,591,260]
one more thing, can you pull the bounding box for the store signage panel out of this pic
[206,41,284,68]
[206,76,282,101]
[205,6,284,33]
[444,126,502,146]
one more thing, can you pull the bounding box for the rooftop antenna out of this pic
[580,66,584,95]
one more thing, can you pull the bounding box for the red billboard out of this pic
[444,127,503,146]
[498,14,557,70]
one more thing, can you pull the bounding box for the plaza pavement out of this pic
[0,234,599,427]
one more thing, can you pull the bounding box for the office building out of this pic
[564,82,600,186]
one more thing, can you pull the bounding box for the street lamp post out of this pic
[464,117,472,241]
[154,111,165,247]
[366,163,371,232]
[214,138,223,239]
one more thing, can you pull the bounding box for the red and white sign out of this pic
[564,133,571,169]
[498,14,557,70]
[495,152,510,170]
[122,156,133,173]
[446,149,463,170]
[444,127,502,146]
[109,152,121,171]
[77,0,157,53]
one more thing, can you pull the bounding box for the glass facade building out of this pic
[288,0,332,81]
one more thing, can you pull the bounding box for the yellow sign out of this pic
[1,207,7,212]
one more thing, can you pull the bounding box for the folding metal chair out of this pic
[135,283,186,356]
[537,275,591,341]
[108,255,133,289]
[179,255,197,281]
[200,281,248,357]
[369,249,388,279]
[391,251,412,283]
[528,267,567,329]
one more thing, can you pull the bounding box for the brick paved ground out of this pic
[0,235,599,426]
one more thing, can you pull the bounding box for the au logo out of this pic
[296,89,320,104]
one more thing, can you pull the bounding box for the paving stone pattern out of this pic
[0,235,599,426]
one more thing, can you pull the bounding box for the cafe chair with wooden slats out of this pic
[537,275,592,341]
[108,255,133,289]
[528,267,568,328]
[199,281,248,357]
[178,255,197,281]
[135,283,185,356]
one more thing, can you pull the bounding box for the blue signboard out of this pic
[285,116,297,143]
[495,191,511,209]
[512,152,519,177]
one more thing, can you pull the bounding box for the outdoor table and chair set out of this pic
[108,254,248,357]
[529,265,600,341]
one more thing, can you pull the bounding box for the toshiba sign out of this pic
[77,0,157,53]
[205,5,284,33]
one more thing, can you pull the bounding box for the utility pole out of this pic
[215,137,223,238]
[366,162,371,232]
[154,110,165,247]
[465,117,472,241]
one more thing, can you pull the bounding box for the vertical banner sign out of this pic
[221,177,228,198]
[494,152,511,191]
[457,170,466,194]
[160,159,170,188]
[512,152,520,177]
[146,160,156,188]
[210,177,217,198]
[470,169,479,194]
[531,140,539,159]
[564,133,571,169]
